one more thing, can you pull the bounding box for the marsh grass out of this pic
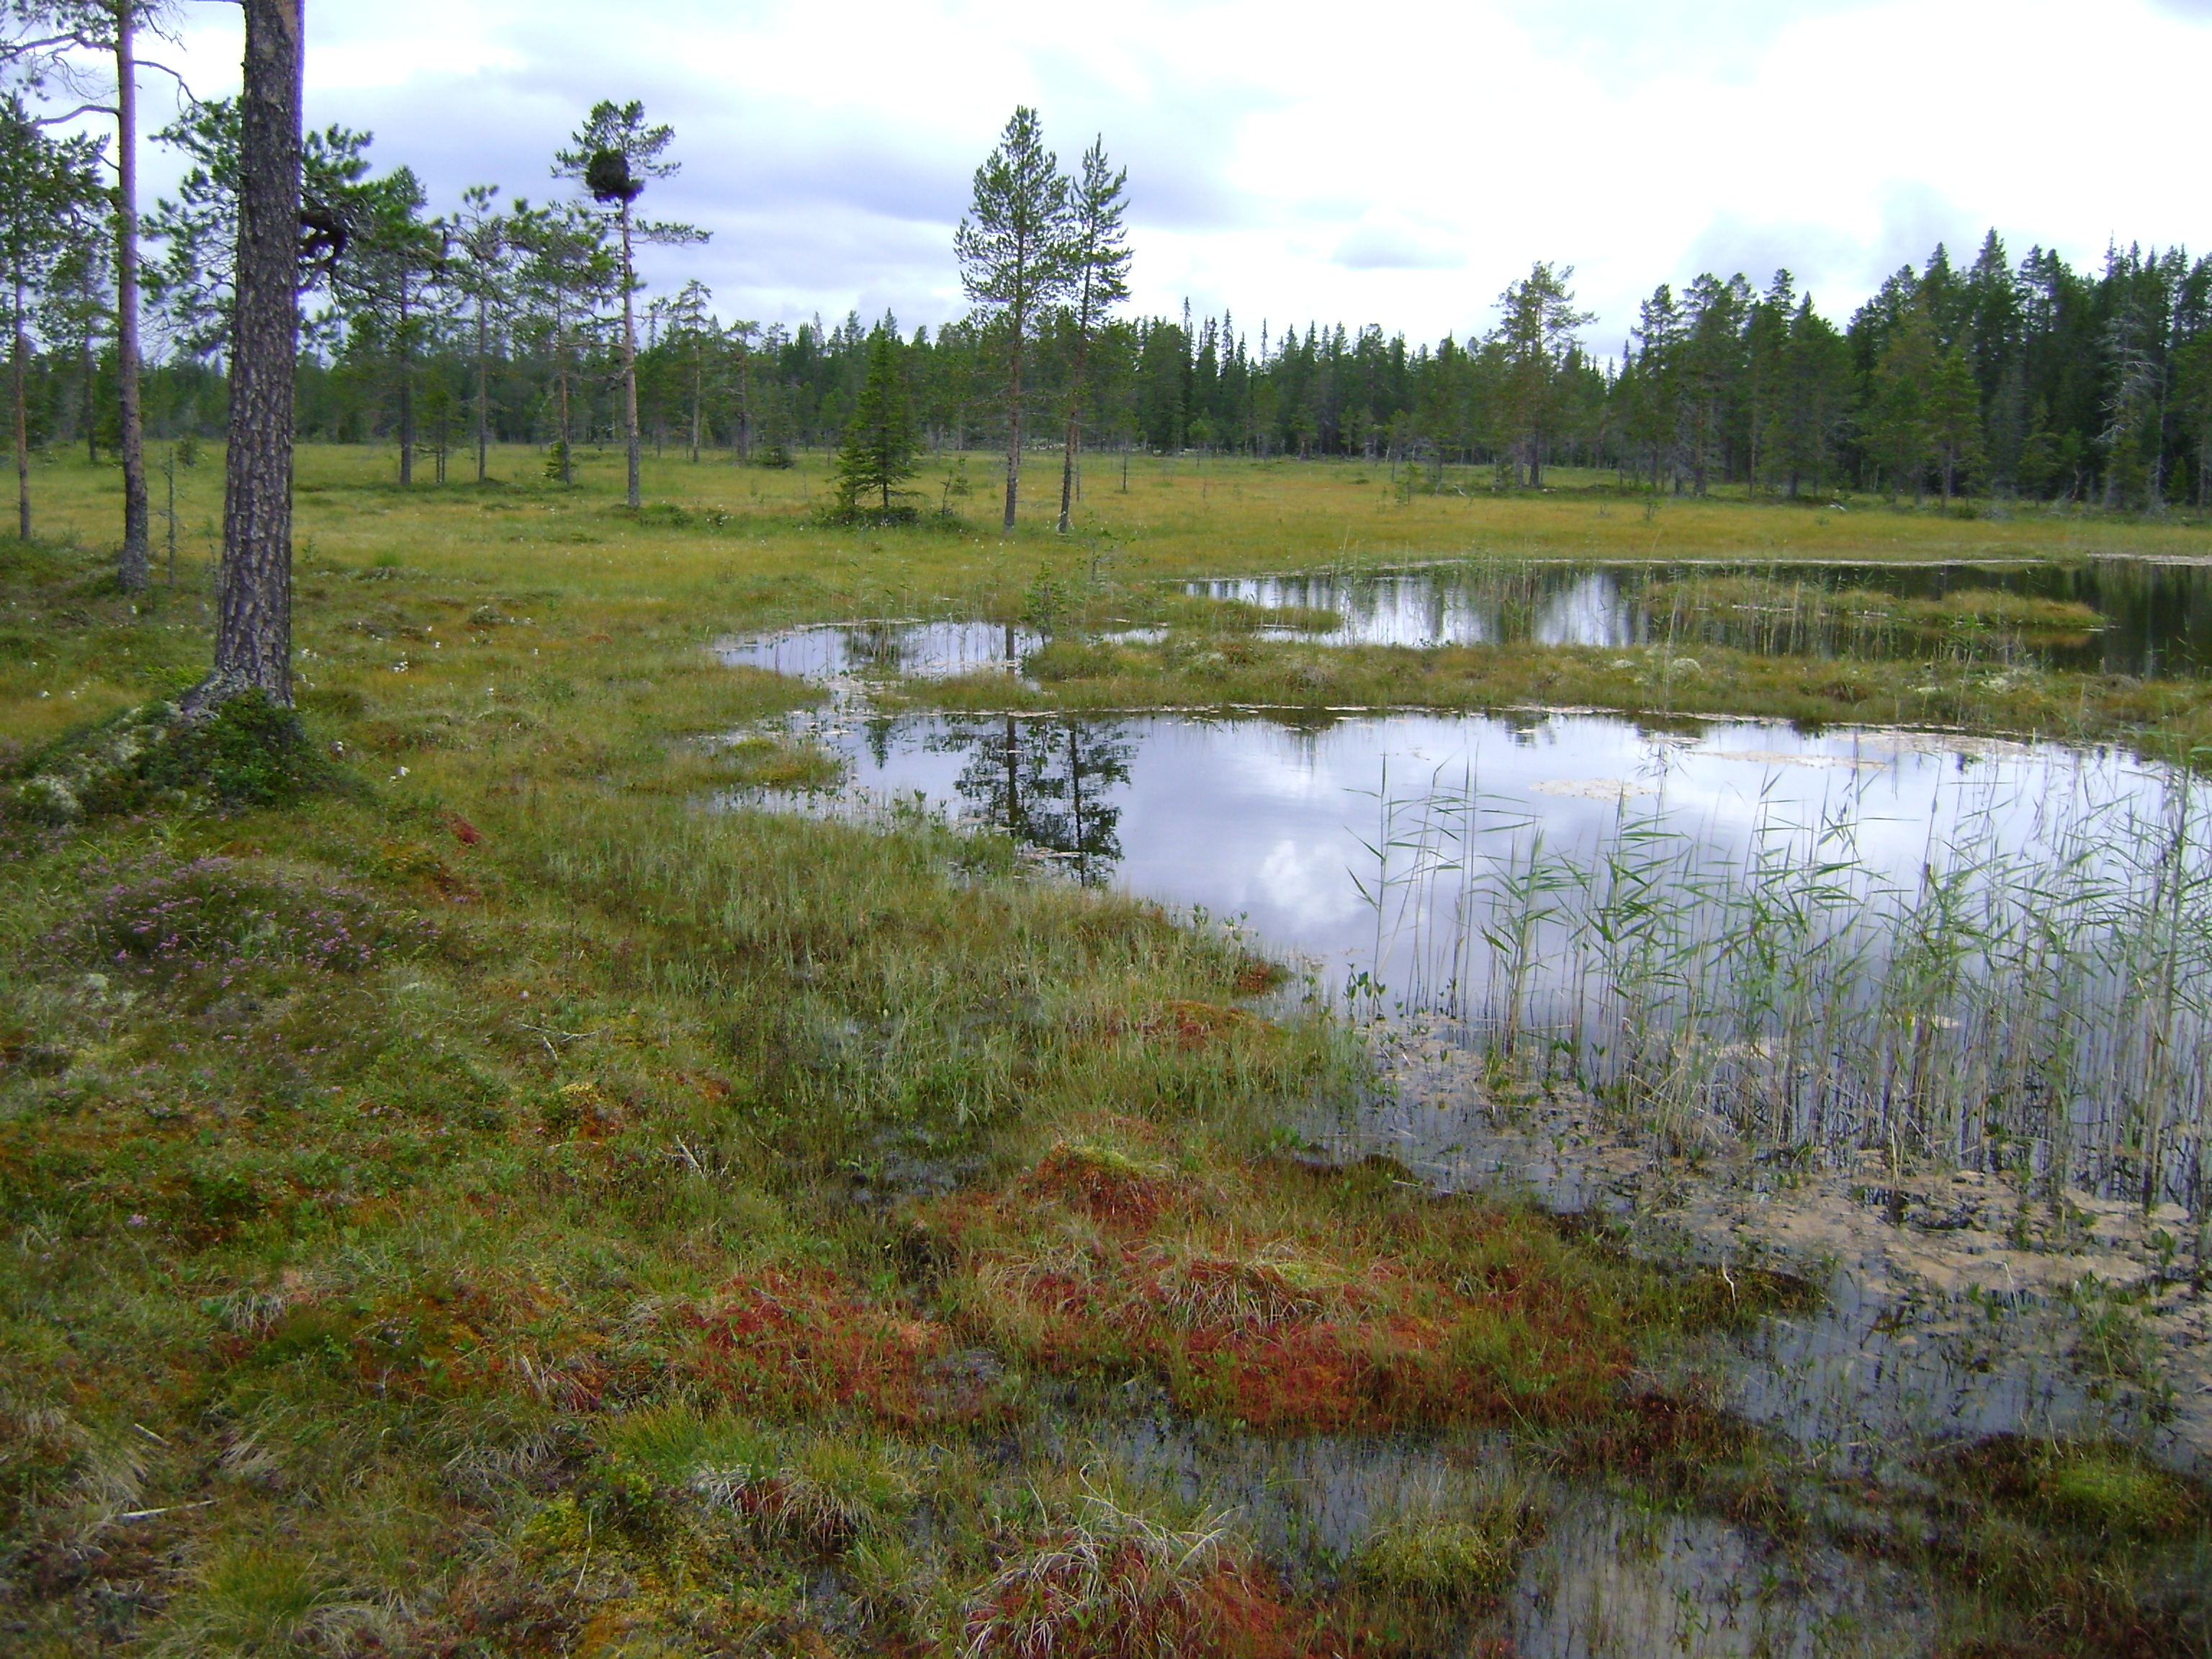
[913,631,2212,769]
[4,451,2210,1655]
[1332,756,2212,1218]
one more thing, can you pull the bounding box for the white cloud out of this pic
[126,0,2212,347]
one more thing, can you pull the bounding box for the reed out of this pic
[1348,755,2212,1225]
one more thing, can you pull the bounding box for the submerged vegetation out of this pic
[3,449,2211,1654]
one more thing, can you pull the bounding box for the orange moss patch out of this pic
[928,1150,1639,1432]
[679,1268,999,1428]
[1232,957,1287,996]
[1019,1141,1187,1230]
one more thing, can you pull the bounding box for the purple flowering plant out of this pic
[55,855,428,989]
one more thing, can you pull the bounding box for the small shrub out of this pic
[55,855,423,984]
[145,693,323,809]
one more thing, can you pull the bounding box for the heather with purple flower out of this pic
[56,855,428,984]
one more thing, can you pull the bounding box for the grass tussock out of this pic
[1643,575,2107,636]
[912,631,2212,765]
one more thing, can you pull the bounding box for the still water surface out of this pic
[1192,557,2212,675]
[791,701,2182,990]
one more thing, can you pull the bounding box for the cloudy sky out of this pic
[132,0,2212,356]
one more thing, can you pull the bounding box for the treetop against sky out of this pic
[94,0,2212,348]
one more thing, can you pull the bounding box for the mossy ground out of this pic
[1,445,2208,1655]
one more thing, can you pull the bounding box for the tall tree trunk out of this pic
[397,287,413,485]
[80,278,94,462]
[688,350,701,463]
[14,268,30,540]
[554,300,572,484]
[1057,328,1090,534]
[620,203,640,508]
[1002,323,1023,533]
[474,291,488,482]
[184,0,302,714]
[115,4,150,590]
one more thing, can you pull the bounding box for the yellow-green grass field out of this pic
[1,445,2207,1656]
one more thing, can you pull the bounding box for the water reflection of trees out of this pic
[932,716,1136,882]
[1224,560,2212,675]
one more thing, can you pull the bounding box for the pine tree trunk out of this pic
[115,4,150,590]
[474,292,489,482]
[555,305,572,484]
[80,311,94,462]
[621,204,640,508]
[14,269,30,540]
[397,288,413,485]
[1002,318,1023,533]
[184,0,301,715]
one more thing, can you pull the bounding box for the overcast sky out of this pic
[132,0,2212,356]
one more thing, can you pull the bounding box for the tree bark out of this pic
[1057,327,1090,534]
[115,3,150,590]
[78,274,94,462]
[1002,330,1022,532]
[474,289,489,482]
[620,202,640,507]
[184,0,301,714]
[14,267,30,539]
[397,285,413,485]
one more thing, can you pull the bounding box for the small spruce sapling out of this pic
[830,328,920,522]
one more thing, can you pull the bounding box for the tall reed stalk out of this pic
[1347,753,2212,1217]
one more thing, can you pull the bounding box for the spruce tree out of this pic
[832,328,919,519]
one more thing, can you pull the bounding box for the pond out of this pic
[1190,556,2212,676]
[722,621,2212,1217]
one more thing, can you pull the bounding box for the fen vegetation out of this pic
[0,9,2208,1657]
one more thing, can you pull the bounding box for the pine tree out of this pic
[1927,344,1983,502]
[450,183,509,484]
[5,1,177,587]
[1869,305,1940,503]
[0,95,102,538]
[554,100,706,509]
[1056,135,1129,533]
[1492,261,1591,487]
[831,328,919,520]
[956,107,1069,533]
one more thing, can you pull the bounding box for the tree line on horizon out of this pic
[1,34,2208,530]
